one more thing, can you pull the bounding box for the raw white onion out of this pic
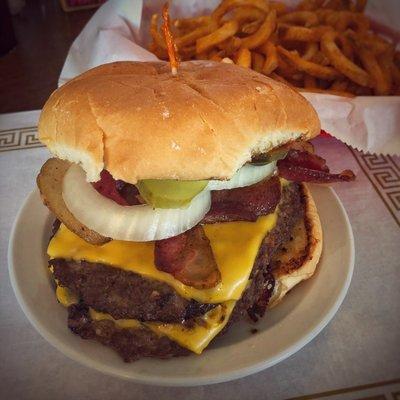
[62,164,211,242]
[207,161,276,191]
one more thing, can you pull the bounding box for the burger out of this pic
[37,61,354,362]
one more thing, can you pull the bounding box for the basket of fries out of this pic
[59,0,400,154]
[149,0,399,97]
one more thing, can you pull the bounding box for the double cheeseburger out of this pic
[37,61,354,361]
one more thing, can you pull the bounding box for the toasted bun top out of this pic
[39,61,320,183]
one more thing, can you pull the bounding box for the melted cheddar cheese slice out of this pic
[88,302,235,354]
[50,211,278,353]
[48,212,277,304]
[56,285,235,354]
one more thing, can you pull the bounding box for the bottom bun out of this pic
[269,183,322,308]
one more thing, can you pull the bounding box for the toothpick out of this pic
[162,2,179,76]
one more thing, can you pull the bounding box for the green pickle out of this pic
[250,149,288,165]
[137,179,208,208]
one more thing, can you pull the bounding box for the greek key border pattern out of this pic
[349,148,400,228]
[0,126,44,152]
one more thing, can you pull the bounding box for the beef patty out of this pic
[230,182,304,324]
[52,259,214,322]
[60,183,305,361]
[68,303,190,362]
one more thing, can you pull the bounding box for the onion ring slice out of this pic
[62,164,211,242]
[207,161,276,191]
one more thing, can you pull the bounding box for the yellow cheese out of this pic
[146,301,235,354]
[48,213,277,303]
[56,285,235,354]
[50,213,278,354]
[89,301,235,354]
[56,285,78,307]
[89,309,142,329]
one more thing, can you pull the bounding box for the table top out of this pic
[0,110,399,399]
[0,0,94,114]
[1,1,399,398]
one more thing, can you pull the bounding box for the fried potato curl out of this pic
[150,0,400,96]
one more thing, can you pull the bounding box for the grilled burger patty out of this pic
[67,303,190,361]
[52,259,214,322]
[51,183,302,323]
[59,183,305,361]
[230,182,304,324]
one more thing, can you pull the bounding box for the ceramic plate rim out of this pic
[8,186,354,386]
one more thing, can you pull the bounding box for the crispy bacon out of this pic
[93,170,141,206]
[203,203,258,223]
[283,150,329,172]
[115,180,142,205]
[277,150,355,183]
[154,226,221,289]
[93,171,128,206]
[278,164,355,182]
[203,176,282,224]
[155,177,281,286]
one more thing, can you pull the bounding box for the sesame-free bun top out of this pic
[39,61,320,183]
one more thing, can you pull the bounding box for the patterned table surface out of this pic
[0,111,399,400]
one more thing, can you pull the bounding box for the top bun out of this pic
[39,61,320,183]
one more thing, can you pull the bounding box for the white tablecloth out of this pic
[0,111,399,400]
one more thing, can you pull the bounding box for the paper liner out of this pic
[59,0,400,155]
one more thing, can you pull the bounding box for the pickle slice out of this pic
[137,179,208,208]
[251,149,288,165]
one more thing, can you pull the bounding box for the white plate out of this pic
[8,185,354,386]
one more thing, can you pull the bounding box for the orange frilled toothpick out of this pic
[162,2,179,75]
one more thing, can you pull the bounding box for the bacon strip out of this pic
[203,176,282,224]
[93,170,141,206]
[92,171,128,206]
[283,150,329,172]
[277,150,355,183]
[155,226,221,289]
[115,180,142,206]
